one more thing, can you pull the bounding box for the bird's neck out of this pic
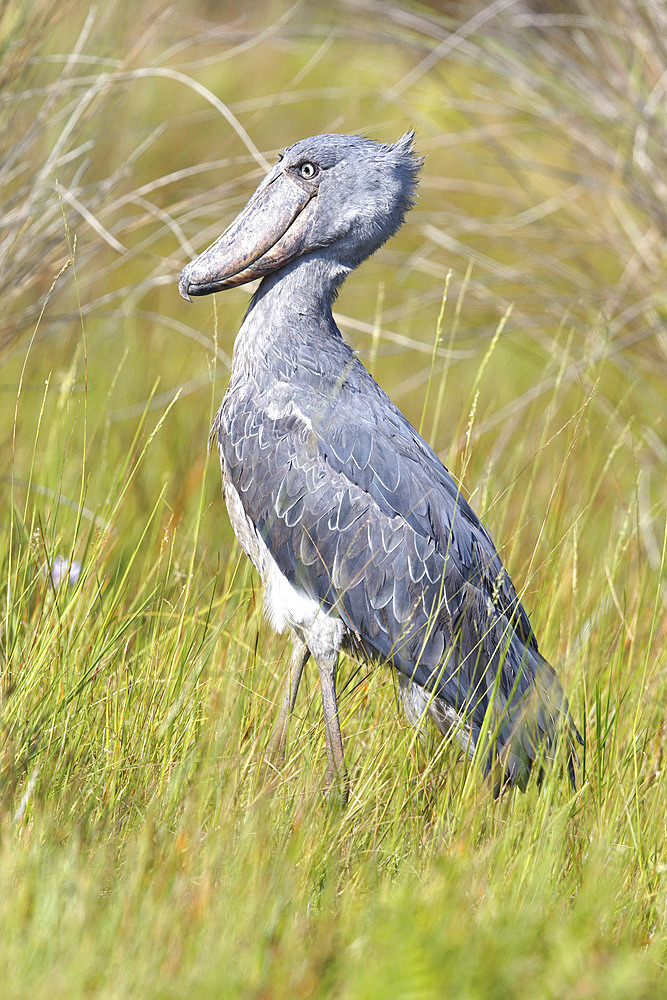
[254,252,350,319]
[231,254,353,380]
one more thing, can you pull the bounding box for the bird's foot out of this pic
[322,765,349,810]
[264,727,287,770]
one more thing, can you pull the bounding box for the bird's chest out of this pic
[220,467,263,572]
[215,386,323,637]
[214,382,267,571]
[220,467,322,636]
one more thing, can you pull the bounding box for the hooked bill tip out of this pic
[177,269,192,302]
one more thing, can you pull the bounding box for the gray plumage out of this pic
[178,131,581,798]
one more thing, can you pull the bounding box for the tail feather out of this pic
[397,644,581,791]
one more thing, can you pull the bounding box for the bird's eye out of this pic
[299,162,317,179]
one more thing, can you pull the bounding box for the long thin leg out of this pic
[316,650,349,806]
[265,635,309,765]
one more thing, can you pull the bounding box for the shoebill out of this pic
[178,131,580,802]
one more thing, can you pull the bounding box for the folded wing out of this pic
[216,357,579,783]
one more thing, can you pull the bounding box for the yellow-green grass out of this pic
[1,1,665,996]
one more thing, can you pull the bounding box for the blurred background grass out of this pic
[0,0,665,996]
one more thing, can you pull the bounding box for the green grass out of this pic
[1,0,665,996]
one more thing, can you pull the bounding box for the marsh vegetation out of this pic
[1,1,665,995]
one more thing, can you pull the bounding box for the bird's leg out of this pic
[265,635,309,766]
[316,650,349,806]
